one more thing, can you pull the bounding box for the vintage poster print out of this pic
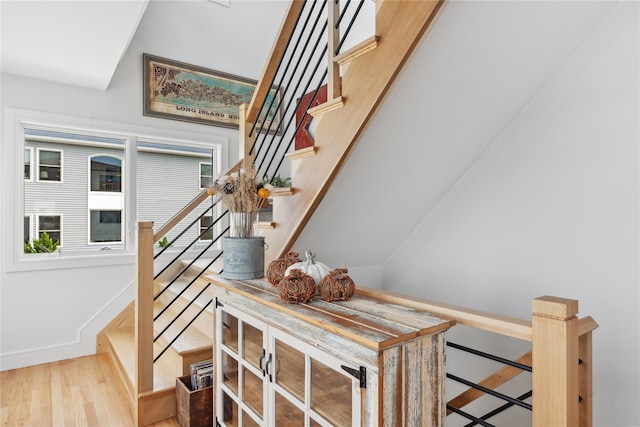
[143,54,281,133]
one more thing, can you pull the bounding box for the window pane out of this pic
[38,215,61,243]
[39,150,61,181]
[200,163,213,188]
[90,210,122,243]
[24,149,31,179]
[200,216,213,241]
[39,150,61,166]
[137,140,215,248]
[91,155,122,192]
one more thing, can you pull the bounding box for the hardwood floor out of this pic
[0,353,180,427]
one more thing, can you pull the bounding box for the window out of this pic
[5,109,226,270]
[38,215,61,245]
[24,148,32,180]
[200,162,213,189]
[89,210,122,243]
[38,149,62,181]
[200,216,213,241]
[90,155,122,192]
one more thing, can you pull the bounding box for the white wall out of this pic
[0,0,287,370]
[382,2,638,426]
[294,1,638,425]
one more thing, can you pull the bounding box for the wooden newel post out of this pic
[239,103,255,164]
[136,221,155,424]
[532,296,579,427]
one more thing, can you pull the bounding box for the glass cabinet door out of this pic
[269,328,360,427]
[216,306,268,426]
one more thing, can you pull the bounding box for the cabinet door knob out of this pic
[265,353,273,382]
[259,349,266,376]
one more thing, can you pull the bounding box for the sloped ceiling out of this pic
[0,1,149,90]
[293,0,620,268]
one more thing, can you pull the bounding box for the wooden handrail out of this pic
[578,315,599,336]
[355,286,532,341]
[153,160,241,243]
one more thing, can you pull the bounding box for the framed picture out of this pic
[143,53,282,133]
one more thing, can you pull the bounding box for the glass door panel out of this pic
[242,412,260,427]
[274,391,304,425]
[222,311,239,353]
[310,359,352,426]
[242,367,264,418]
[243,322,263,369]
[222,351,239,394]
[222,390,239,426]
[274,338,305,402]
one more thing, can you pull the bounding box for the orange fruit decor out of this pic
[258,188,270,199]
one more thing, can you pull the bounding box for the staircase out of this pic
[96,0,445,425]
[97,259,220,422]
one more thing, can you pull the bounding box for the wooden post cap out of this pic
[533,296,578,320]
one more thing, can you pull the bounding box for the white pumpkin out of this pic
[284,251,331,285]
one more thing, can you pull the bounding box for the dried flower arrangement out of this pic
[208,159,270,213]
[208,160,271,237]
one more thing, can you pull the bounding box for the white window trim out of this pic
[36,213,63,249]
[3,108,228,272]
[24,147,33,182]
[87,209,124,246]
[36,147,63,183]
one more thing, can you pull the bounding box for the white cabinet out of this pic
[210,277,452,426]
[216,303,361,426]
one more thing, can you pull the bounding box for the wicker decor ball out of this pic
[318,268,356,302]
[277,269,315,304]
[266,251,301,286]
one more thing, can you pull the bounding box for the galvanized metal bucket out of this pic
[222,237,265,280]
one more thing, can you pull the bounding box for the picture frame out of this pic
[143,53,282,133]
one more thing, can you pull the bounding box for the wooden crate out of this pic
[176,376,213,427]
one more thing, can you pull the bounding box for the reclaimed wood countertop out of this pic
[206,275,454,351]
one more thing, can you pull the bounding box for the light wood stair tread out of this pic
[153,302,213,355]
[105,328,178,392]
[180,257,223,275]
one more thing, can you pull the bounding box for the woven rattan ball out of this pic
[318,268,355,302]
[277,269,315,304]
[266,251,301,286]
